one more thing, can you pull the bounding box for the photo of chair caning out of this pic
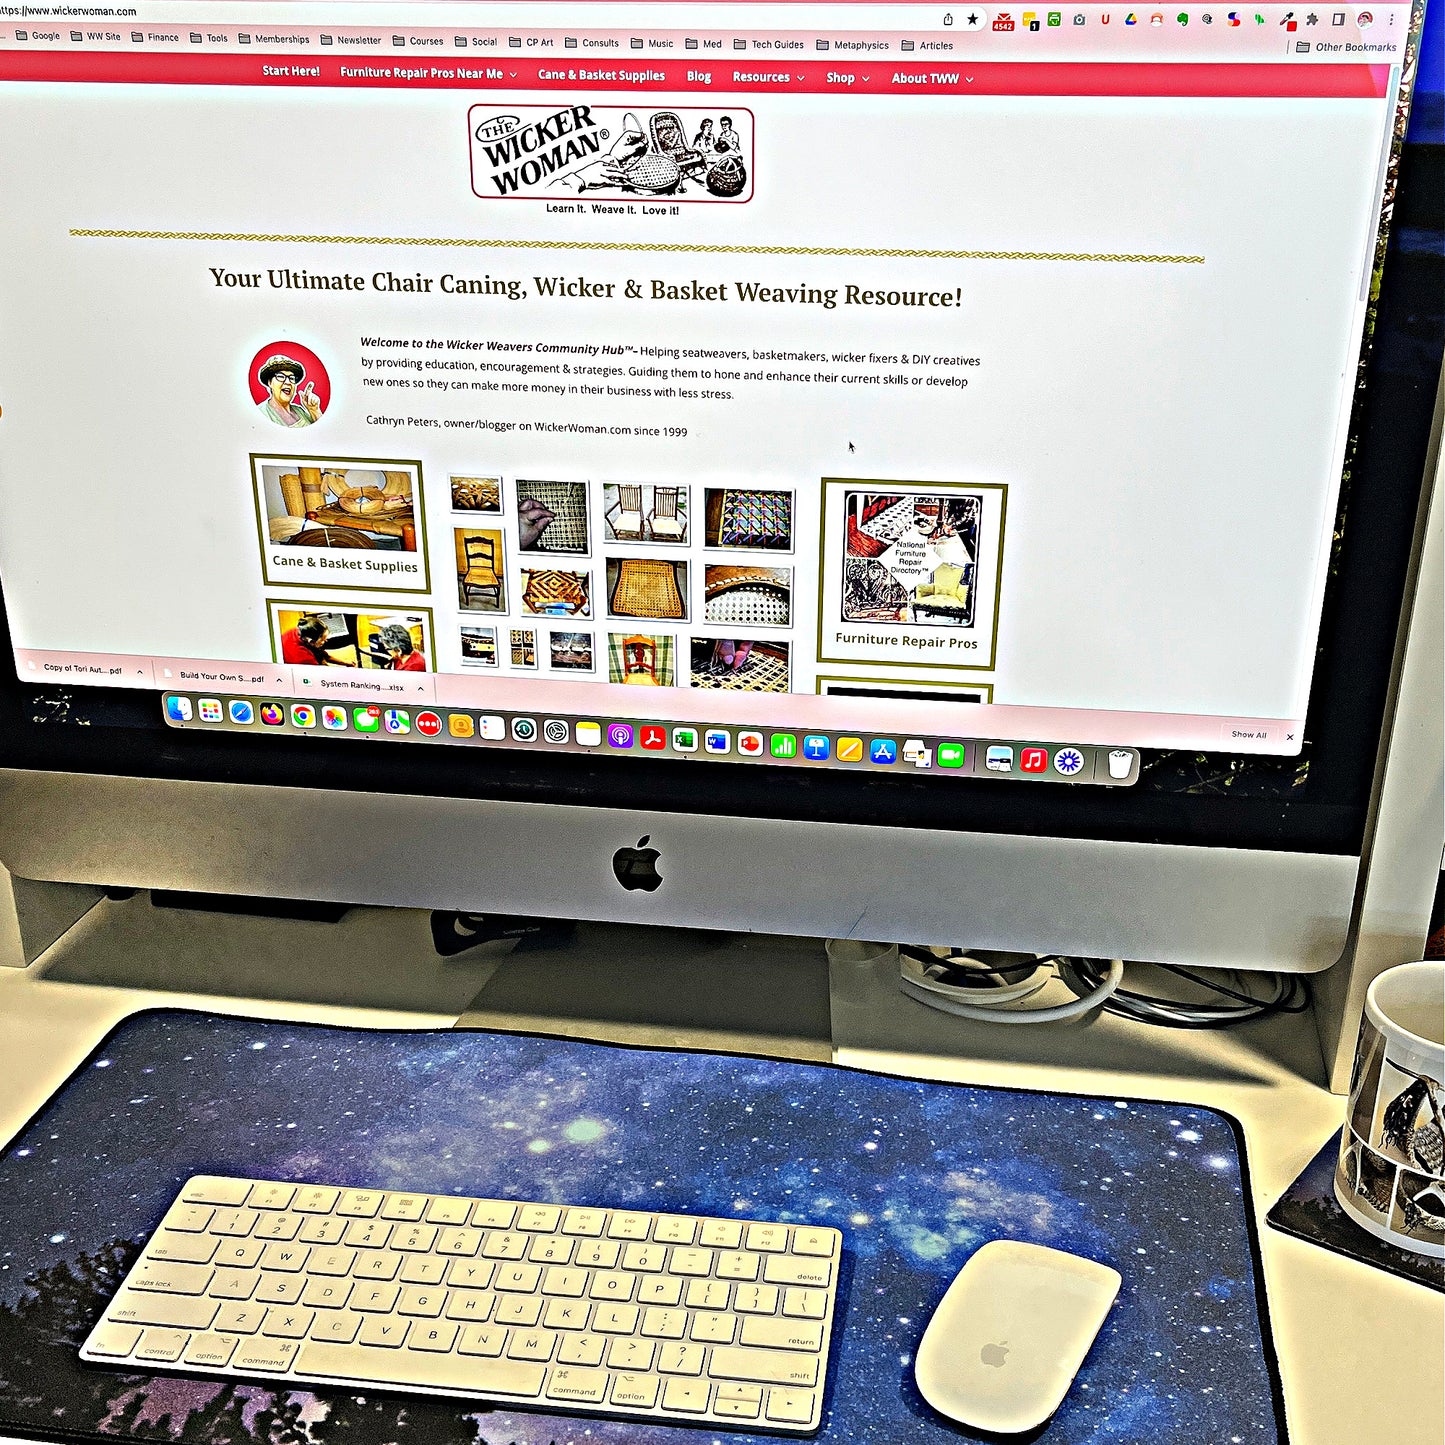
[517,479,589,553]
[521,568,591,617]
[705,487,793,550]
[703,566,791,626]
[607,558,688,620]
[689,638,790,692]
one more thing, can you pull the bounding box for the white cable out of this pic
[902,955,1053,1005]
[899,953,1125,1024]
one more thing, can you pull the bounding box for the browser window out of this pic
[0,1,1416,776]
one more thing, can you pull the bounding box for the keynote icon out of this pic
[248,340,330,429]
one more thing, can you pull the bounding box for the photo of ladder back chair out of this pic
[458,534,502,609]
[648,486,687,542]
[622,635,659,683]
[607,485,646,542]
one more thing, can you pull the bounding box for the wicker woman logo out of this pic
[469,104,752,203]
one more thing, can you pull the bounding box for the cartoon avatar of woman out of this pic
[256,355,322,428]
[692,118,715,151]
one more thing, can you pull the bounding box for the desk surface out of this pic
[0,897,1440,1445]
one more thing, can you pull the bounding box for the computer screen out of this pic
[0,0,1439,957]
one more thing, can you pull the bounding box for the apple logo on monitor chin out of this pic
[612,836,662,892]
[979,1341,1009,1368]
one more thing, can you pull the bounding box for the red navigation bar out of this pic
[0,51,1391,96]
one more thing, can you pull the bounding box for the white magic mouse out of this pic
[914,1239,1121,1434]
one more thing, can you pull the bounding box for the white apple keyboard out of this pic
[80,1176,842,1435]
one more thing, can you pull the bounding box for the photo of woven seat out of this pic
[856,494,916,544]
[521,568,591,617]
[517,479,589,553]
[689,638,790,692]
[510,628,538,667]
[705,487,793,550]
[607,558,688,620]
[704,565,791,626]
[450,476,501,512]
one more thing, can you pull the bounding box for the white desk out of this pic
[0,896,1440,1445]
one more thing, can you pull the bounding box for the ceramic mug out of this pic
[1335,960,1445,1257]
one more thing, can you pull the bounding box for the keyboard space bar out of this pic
[296,1343,546,1398]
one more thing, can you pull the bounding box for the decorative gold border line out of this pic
[70,229,1205,264]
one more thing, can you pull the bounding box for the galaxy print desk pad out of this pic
[0,1010,1288,1444]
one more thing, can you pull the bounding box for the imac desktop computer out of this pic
[0,2,1440,1008]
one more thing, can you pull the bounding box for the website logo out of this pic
[291,703,317,729]
[322,705,348,731]
[228,700,255,725]
[470,105,753,204]
[198,698,223,723]
[164,696,192,723]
